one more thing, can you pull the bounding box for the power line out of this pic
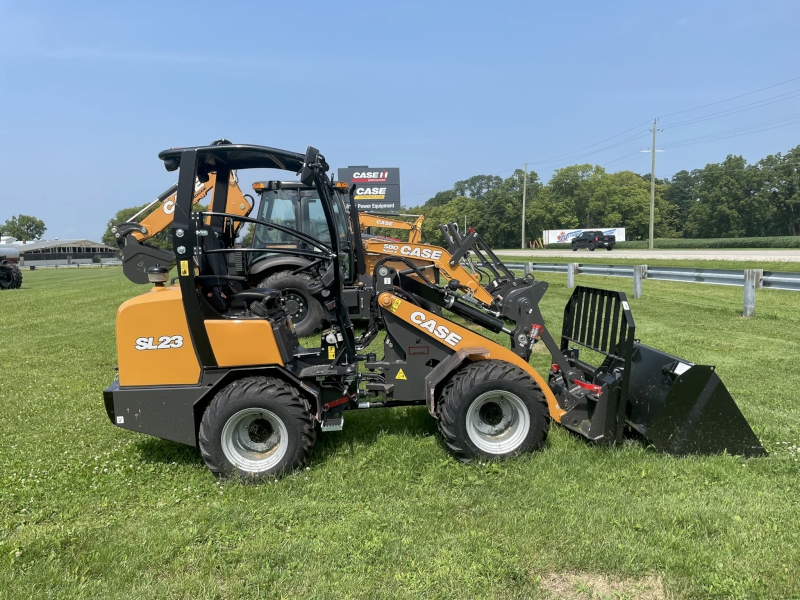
[661,90,800,129]
[657,75,800,119]
[663,114,800,148]
[403,121,653,197]
[523,119,652,165]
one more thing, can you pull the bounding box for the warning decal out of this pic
[395,368,407,380]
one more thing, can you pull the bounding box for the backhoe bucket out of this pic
[552,286,766,457]
[626,343,767,457]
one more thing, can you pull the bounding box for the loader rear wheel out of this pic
[198,376,316,480]
[436,360,549,462]
[259,272,323,337]
[0,265,22,290]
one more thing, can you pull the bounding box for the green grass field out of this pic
[1,267,798,599]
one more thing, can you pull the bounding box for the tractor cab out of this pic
[249,180,354,283]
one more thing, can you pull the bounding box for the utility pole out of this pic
[521,162,528,249]
[641,120,664,250]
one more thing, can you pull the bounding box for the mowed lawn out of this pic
[1,267,798,599]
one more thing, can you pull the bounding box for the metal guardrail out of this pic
[762,271,800,292]
[474,261,799,317]
[492,262,800,292]
[646,266,745,286]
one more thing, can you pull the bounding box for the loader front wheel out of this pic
[198,376,317,480]
[436,360,549,462]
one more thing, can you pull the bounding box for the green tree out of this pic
[662,170,699,235]
[684,156,769,238]
[758,146,800,236]
[1,214,46,240]
[589,171,678,239]
[424,189,458,208]
[546,164,604,227]
[453,174,503,199]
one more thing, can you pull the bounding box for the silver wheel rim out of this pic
[221,408,289,473]
[465,391,530,454]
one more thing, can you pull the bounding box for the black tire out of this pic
[606,246,613,251]
[259,271,324,337]
[588,243,595,251]
[198,376,317,480]
[436,360,549,463]
[0,265,22,290]
[571,244,577,252]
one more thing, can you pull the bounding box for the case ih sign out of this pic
[338,166,401,211]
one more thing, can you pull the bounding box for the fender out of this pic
[248,255,318,281]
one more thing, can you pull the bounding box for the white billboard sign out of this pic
[542,228,626,244]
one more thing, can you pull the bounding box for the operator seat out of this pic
[197,231,281,315]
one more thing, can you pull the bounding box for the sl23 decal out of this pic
[135,335,184,350]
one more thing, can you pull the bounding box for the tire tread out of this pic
[198,376,316,478]
[436,360,549,463]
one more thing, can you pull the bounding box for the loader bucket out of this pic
[553,286,767,457]
[626,343,767,457]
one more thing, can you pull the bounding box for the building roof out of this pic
[14,239,117,252]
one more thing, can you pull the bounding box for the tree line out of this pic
[407,144,799,248]
[0,215,46,241]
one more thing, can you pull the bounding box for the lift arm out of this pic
[115,172,252,244]
[358,212,424,244]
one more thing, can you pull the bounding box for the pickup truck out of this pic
[571,230,616,251]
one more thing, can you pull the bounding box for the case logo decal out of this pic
[409,311,463,347]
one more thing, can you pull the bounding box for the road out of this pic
[496,249,800,262]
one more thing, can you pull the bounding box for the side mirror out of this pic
[300,146,319,186]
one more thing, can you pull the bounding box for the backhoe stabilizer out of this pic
[119,237,175,285]
[549,286,766,457]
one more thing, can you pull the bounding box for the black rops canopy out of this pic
[158,144,307,174]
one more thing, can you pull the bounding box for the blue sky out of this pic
[1,0,798,241]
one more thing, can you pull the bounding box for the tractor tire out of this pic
[436,360,549,463]
[198,376,317,480]
[259,271,324,337]
[571,244,577,252]
[0,265,22,290]
[588,243,595,251]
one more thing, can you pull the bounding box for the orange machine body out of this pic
[117,286,288,387]
[377,291,565,423]
[116,286,201,387]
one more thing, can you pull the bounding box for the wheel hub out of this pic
[283,292,307,321]
[466,391,531,454]
[221,408,288,473]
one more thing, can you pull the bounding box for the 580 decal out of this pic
[135,335,184,350]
